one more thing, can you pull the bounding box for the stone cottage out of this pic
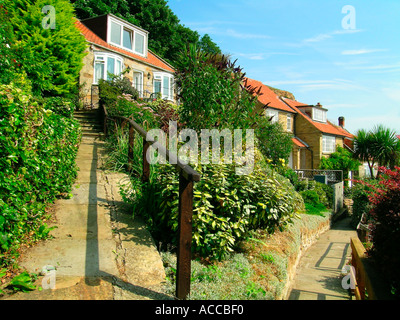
[74,14,175,108]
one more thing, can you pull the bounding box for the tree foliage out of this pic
[354,125,400,178]
[6,0,87,97]
[175,44,259,132]
[72,0,221,65]
[320,146,360,185]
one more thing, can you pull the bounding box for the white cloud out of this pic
[341,49,387,55]
[263,79,368,93]
[304,33,332,43]
[226,29,271,39]
[303,29,364,43]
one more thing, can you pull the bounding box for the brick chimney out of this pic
[338,116,345,128]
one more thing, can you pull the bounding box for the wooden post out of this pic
[176,172,194,300]
[128,125,135,171]
[142,140,150,182]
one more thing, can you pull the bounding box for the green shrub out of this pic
[7,0,87,97]
[300,189,320,206]
[175,44,259,133]
[35,96,76,118]
[98,78,157,129]
[0,81,80,267]
[350,180,376,228]
[296,180,333,209]
[135,154,304,261]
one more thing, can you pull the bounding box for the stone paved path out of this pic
[4,111,170,300]
[287,217,357,300]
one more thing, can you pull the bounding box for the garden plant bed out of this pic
[161,211,332,300]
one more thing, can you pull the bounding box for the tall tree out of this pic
[7,0,87,97]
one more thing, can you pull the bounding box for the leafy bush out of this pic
[35,96,76,118]
[255,116,293,167]
[362,167,400,298]
[98,78,157,129]
[0,81,80,267]
[319,146,360,187]
[175,44,259,133]
[349,180,376,228]
[300,190,320,206]
[295,180,333,210]
[136,152,304,261]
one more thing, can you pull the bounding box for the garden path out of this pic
[287,216,357,300]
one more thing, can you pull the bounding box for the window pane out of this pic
[313,108,326,122]
[107,57,115,80]
[323,136,336,153]
[94,62,104,83]
[110,21,121,45]
[163,76,169,97]
[123,29,132,50]
[154,80,161,95]
[116,59,122,75]
[133,72,143,96]
[135,33,144,54]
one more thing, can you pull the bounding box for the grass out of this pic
[305,202,328,216]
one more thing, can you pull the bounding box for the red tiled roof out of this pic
[292,137,307,148]
[244,78,296,113]
[75,19,175,73]
[282,97,354,139]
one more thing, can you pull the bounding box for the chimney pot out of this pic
[339,116,345,128]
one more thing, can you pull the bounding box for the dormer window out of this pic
[108,16,147,57]
[313,108,327,123]
[298,104,327,123]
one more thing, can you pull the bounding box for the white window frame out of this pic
[322,135,336,154]
[153,72,174,100]
[266,109,279,124]
[107,16,147,57]
[132,70,144,98]
[313,108,327,123]
[286,114,292,132]
[93,52,123,84]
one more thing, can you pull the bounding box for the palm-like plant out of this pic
[354,125,400,178]
[371,125,400,170]
[354,129,375,177]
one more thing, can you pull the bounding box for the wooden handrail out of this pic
[100,106,200,300]
[350,237,394,300]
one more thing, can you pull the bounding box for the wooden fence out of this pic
[350,237,394,300]
[99,106,201,300]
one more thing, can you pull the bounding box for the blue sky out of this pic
[167,0,400,135]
